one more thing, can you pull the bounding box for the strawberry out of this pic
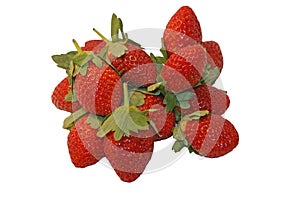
[51,77,81,112]
[173,114,239,158]
[163,6,202,56]
[161,44,207,93]
[81,40,106,53]
[111,43,157,87]
[202,41,223,72]
[81,39,157,87]
[91,14,157,87]
[67,115,105,168]
[74,62,123,116]
[135,93,176,141]
[104,131,154,182]
[98,83,158,182]
[180,85,230,116]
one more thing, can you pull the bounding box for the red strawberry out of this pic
[111,43,157,87]
[202,41,223,72]
[81,40,106,53]
[161,44,207,93]
[182,115,239,158]
[51,77,81,112]
[163,6,202,56]
[67,115,105,168]
[180,85,230,116]
[74,62,123,116]
[104,131,154,182]
[136,93,176,141]
[81,39,157,87]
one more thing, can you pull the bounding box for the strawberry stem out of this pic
[93,28,110,43]
[72,39,82,53]
[123,82,129,107]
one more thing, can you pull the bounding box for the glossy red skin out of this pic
[75,62,123,116]
[51,77,81,112]
[104,132,154,182]
[82,40,157,87]
[82,40,106,53]
[68,115,105,168]
[180,85,230,116]
[183,115,239,158]
[163,6,202,56]
[112,43,157,87]
[202,41,223,72]
[161,45,207,93]
[137,94,176,141]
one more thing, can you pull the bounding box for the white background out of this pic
[1,0,299,199]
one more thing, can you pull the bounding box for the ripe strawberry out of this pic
[136,93,176,141]
[202,41,223,72]
[81,40,105,53]
[180,85,230,116]
[161,44,207,93]
[104,131,154,182]
[51,77,81,112]
[67,115,105,168]
[111,43,157,87]
[182,115,239,158]
[74,62,123,116]
[163,6,202,56]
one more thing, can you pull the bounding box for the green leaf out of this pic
[172,125,186,141]
[97,106,150,140]
[92,54,103,68]
[63,108,88,130]
[164,92,177,112]
[178,101,190,109]
[188,146,200,155]
[174,108,182,122]
[111,13,120,42]
[175,91,194,109]
[176,91,194,102]
[183,110,209,121]
[172,141,186,153]
[98,45,108,59]
[86,114,103,130]
[73,52,91,66]
[78,63,89,76]
[51,51,77,69]
[114,127,125,141]
[129,107,149,127]
[160,38,168,61]
[66,60,75,78]
[127,39,142,48]
[149,120,159,134]
[108,42,128,57]
[134,87,160,96]
[64,90,74,102]
[196,63,220,86]
[150,53,166,65]
[129,91,145,106]
[147,82,164,92]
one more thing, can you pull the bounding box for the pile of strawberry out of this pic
[51,6,239,182]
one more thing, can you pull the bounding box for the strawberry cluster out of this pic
[51,6,239,182]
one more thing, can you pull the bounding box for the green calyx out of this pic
[85,114,104,130]
[63,108,88,130]
[150,39,169,65]
[195,63,220,87]
[93,14,130,60]
[172,110,209,153]
[163,90,195,113]
[97,82,158,141]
